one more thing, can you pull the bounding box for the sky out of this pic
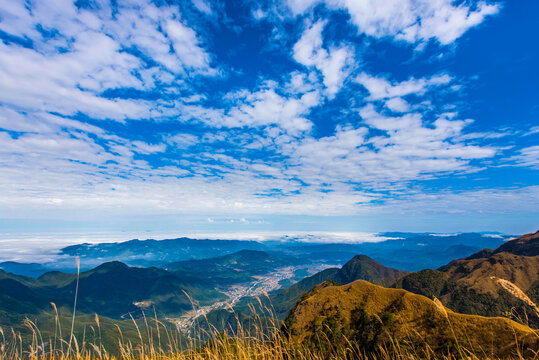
[0,0,538,239]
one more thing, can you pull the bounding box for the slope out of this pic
[237,255,408,319]
[0,261,226,319]
[167,250,304,285]
[285,280,539,358]
[396,230,539,327]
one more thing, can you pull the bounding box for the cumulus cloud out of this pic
[178,79,322,135]
[0,0,533,227]
[355,72,452,100]
[293,20,354,98]
[0,0,217,121]
[287,0,500,45]
[192,0,213,15]
[385,97,410,112]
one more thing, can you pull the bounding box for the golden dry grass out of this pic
[1,294,538,360]
[1,264,537,360]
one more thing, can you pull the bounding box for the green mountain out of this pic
[167,250,303,285]
[60,237,267,269]
[0,261,225,319]
[237,255,408,319]
[395,230,539,327]
[284,280,539,358]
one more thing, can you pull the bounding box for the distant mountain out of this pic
[276,232,506,271]
[1,233,506,277]
[354,232,506,271]
[60,237,268,269]
[167,250,305,285]
[0,261,225,319]
[0,261,50,278]
[237,254,408,319]
[284,280,539,358]
[396,230,539,327]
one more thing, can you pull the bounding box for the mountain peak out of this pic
[493,230,539,256]
[335,254,409,286]
[92,261,130,272]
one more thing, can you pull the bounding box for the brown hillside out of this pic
[442,252,539,296]
[285,280,539,358]
[492,230,539,256]
[396,231,539,327]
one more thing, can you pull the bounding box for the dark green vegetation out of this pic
[0,307,187,355]
[0,261,225,319]
[167,250,304,285]
[395,230,539,327]
[229,255,408,320]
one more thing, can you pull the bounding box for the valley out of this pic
[174,263,338,331]
[0,230,538,359]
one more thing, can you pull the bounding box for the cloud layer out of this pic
[0,0,536,230]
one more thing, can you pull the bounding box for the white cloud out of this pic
[293,20,354,98]
[178,80,322,135]
[0,0,525,226]
[167,133,200,149]
[192,0,213,15]
[456,129,516,141]
[166,20,213,72]
[252,8,268,20]
[131,141,167,154]
[380,186,539,215]
[287,0,500,45]
[355,72,452,100]
[0,0,217,121]
[524,126,539,136]
[0,101,517,222]
[0,40,153,120]
[385,97,410,112]
[508,146,539,169]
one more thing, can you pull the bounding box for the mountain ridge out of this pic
[396,230,539,327]
[284,279,539,358]
[236,254,408,319]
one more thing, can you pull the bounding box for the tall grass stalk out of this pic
[0,280,537,359]
[67,257,80,357]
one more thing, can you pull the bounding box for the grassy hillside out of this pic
[168,250,304,285]
[284,280,539,359]
[491,230,539,256]
[0,261,225,319]
[395,230,539,327]
[0,307,189,356]
[2,288,536,359]
[232,255,408,320]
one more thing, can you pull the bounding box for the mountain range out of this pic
[0,261,225,319]
[284,280,538,358]
[236,254,409,320]
[395,230,539,327]
[0,232,507,277]
[167,249,305,285]
[0,230,537,359]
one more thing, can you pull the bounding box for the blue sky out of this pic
[0,0,538,237]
